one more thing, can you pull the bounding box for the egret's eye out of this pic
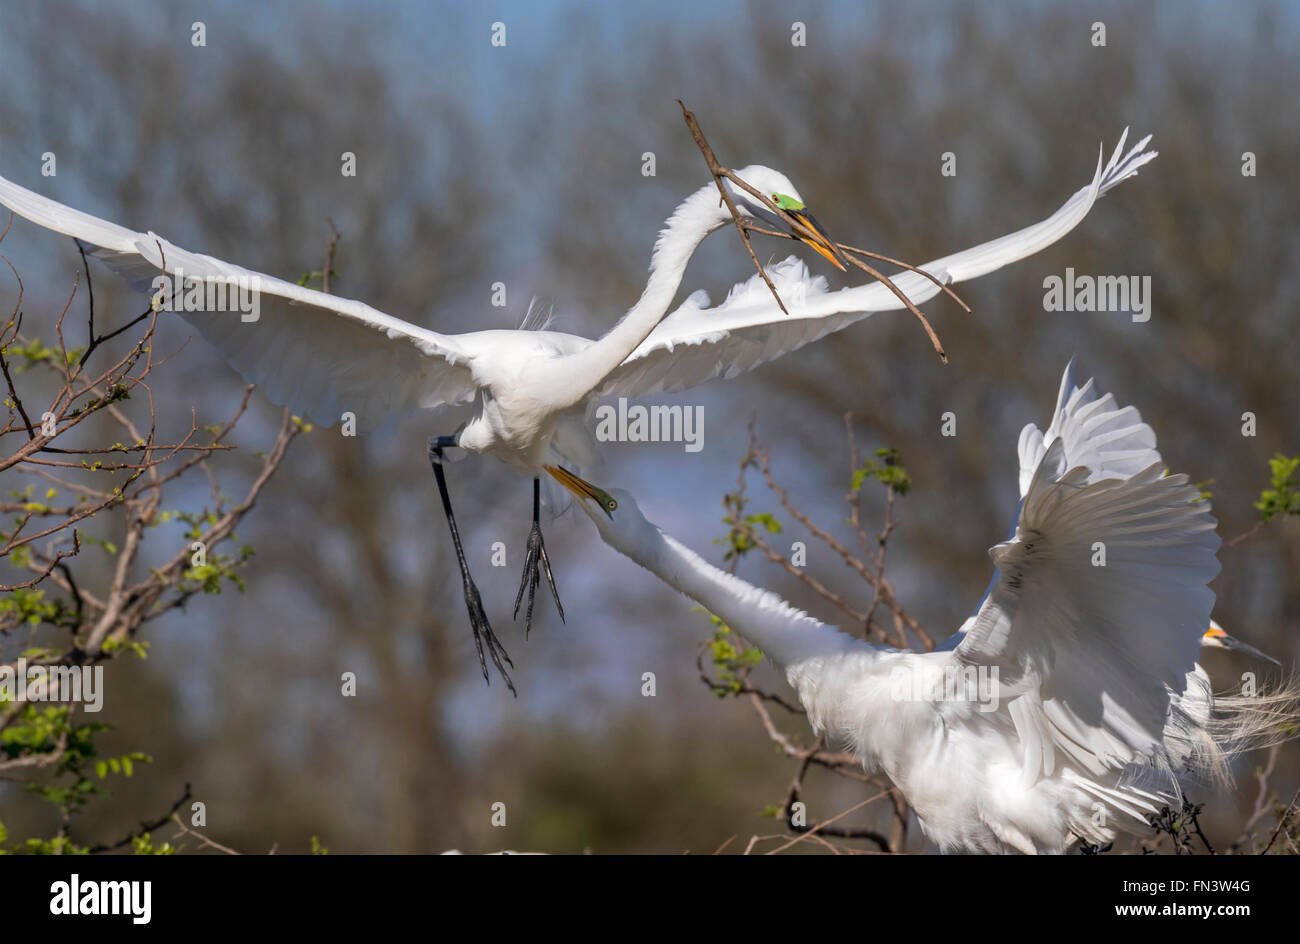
[770,192,806,212]
[606,498,618,511]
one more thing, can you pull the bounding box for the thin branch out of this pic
[321,218,340,294]
[86,783,193,853]
[1262,790,1300,855]
[1225,521,1265,548]
[838,249,948,364]
[750,433,932,649]
[764,789,893,855]
[169,813,243,855]
[1,529,80,591]
[837,242,972,312]
[679,100,787,314]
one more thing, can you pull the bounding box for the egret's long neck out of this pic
[545,184,723,405]
[604,515,867,673]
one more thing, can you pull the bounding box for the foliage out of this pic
[0,699,148,854]
[851,447,911,497]
[700,612,763,697]
[0,264,299,855]
[1254,454,1300,522]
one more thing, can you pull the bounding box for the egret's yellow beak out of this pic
[545,465,618,519]
[789,208,848,272]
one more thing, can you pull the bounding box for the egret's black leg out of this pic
[427,437,515,696]
[513,477,564,637]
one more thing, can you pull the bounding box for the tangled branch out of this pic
[0,215,304,852]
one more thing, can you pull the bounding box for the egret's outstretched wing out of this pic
[952,361,1166,632]
[1015,358,1162,499]
[0,174,478,425]
[955,437,1221,784]
[600,130,1155,397]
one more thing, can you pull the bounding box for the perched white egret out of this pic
[557,362,1296,852]
[0,129,1154,693]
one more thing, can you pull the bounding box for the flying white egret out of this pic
[0,164,843,692]
[557,363,1296,853]
[0,129,1155,693]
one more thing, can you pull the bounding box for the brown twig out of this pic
[322,218,340,294]
[678,100,788,314]
[676,103,952,362]
[838,249,948,363]
[1225,521,1265,548]
[1234,744,1282,850]
[740,220,957,363]
[746,429,932,649]
[764,789,893,855]
[169,813,243,855]
[1260,790,1300,855]
[838,242,972,312]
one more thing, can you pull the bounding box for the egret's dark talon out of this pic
[513,479,564,637]
[430,437,516,697]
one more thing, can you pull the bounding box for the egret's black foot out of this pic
[513,521,564,637]
[429,435,516,696]
[461,573,515,696]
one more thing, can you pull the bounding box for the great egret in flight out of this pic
[0,129,1154,693]
[0,164,842,692]
[557,363,1295,852]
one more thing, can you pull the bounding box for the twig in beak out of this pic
[840,251,947,364]
[837,244,972,314]
[741,221,967,313]
[678,100,950,363]
[741,221,955,364]
[679,100,788,315]
[679,108,850,258]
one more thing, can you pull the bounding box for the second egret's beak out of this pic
[789,208,849,272]
[1202,623,1282,666]
[545,464,618,519]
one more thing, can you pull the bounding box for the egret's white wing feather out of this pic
[956,438,1221,782]
[1015,357,1162,499]
[601,131,1155,397]
[0,174,478,425]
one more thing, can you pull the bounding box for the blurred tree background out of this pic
[0,0,1296,852]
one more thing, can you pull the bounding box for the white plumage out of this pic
[0,131,1156,453]
[567,362,1293,853]
[0,131,1155,693]
[599,130,1156,398]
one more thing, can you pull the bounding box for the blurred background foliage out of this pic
[0,0,1296,852]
